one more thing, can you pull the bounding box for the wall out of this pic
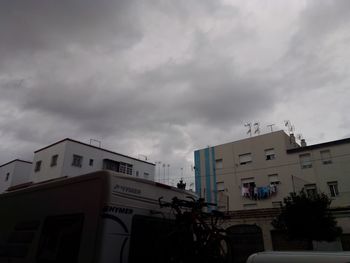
[195,130,350,211]
[0,161,15,192]
[31,141,67,182]
[11,161,32,186]
[0,160,32,192]
[62,141,155,180]
[32,140,155,183]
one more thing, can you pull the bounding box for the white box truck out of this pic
[0,171,196,263]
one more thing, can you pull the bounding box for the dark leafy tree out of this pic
[272,190,342,242]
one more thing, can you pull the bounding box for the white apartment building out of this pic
[0,159,32,192]
[31,138,155,183]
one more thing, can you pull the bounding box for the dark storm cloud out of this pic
[277,0,350,95]
[0,0,141,55]
[1,0,349,186]
[0,0,277,168]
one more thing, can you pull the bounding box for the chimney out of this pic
[301,139,307,147]
[290,133,296,144]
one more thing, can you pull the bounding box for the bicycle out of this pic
[157,196,232,263]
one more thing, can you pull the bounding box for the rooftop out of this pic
[34,138,155,166]
[287,137,350,154]
[0,159,32,168]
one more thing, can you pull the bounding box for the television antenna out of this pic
[244,123,252,137]
[284,120,295,134]
[267,124,275,132]
[90,139,101,148]
[296,134,303,141]
[138,154,148,161]
[253,122,260,135]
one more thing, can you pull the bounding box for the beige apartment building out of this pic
[194,130,350,254]
[194,130,350,211]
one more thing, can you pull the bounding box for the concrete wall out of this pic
[31,141,67,182]
[0,160,32,192]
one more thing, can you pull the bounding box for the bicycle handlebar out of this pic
[158,196,217,210]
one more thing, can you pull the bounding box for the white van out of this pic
[0,170,196,263]
[246,251,350,263]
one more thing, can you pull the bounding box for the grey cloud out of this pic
[276,0,350,97]
[0,0,142,69]
[1,1,349,186]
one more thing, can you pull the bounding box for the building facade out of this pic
[0,138,156,192]
[194,130,350,211]
[194,130,350,253]
[0,159,32,192]
[31,138,155,183]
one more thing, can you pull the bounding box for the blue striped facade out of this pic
[194,147,217,207]
[194,150,201,197]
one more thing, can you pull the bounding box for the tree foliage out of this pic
[272,190,342,242]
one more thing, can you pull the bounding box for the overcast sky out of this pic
[1,0,350,187]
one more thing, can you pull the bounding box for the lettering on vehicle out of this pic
[103,205,133,215]
[113,184,141,195]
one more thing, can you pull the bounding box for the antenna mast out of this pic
[244,123,252,137]
[267,124,275,132]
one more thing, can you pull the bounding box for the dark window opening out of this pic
[36,214,84,263]
[35,161,42,172]
[328,181,339,197]
[51,155,58,167]
[103,159,133,175]
[129,215,184,263]
[72,155,83,167]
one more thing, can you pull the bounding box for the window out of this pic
[126,164,133,175]
[215,159,223,169]
[216,182,225,192]
[35,161,42,172]
[129,215,178,263]
[265,148,276,160]
[328,181,339,197]
[241,178,255,198]
[50,154,58,167]
[89,159,94,166]
[299,153,312,169]
[239,153,252,165]
[144,172,149,179]
[241,178,255,187]
[5,172,10,181]
[268,174,280,185]
[136,171,139,177]
[102,159,133,175]
[119,162,126,173]
[72,155,83,167]
[103,159,119,172]
[118,162,132,175]
[321,150,332,165]
[37,214,84,263]
[305,184,317,197]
